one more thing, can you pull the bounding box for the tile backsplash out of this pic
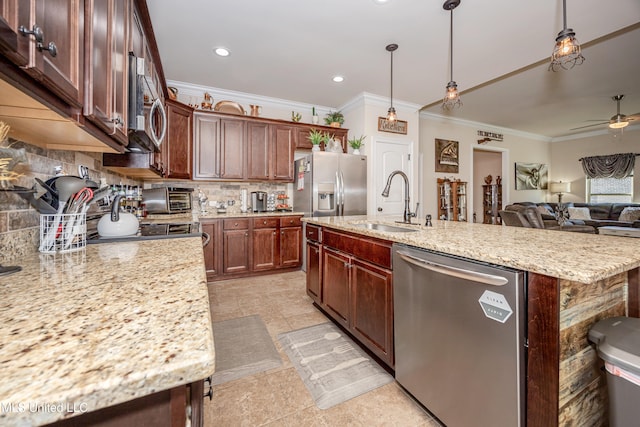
[1,139,292,263]
[0,139,139,263]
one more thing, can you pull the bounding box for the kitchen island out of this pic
[0,237,215,427]
[304,215,640,427]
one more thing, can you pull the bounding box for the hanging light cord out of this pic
[449,8,454,83]
[390,48,394,110]
[561,0,567,31]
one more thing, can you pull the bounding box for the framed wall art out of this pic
[514,162,548,190]
[435,139,459,173]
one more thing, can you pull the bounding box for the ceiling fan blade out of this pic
[626,113,640,121]
[570,121,609,130]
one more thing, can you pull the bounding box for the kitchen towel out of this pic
[211,314,282,385]
[278,322,393,409]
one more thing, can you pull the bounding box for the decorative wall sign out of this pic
[378,117,408,135]
[515,162,548,190]
[477,130,504,141]
[435,139,459,173]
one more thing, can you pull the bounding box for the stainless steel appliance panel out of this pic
[311,152,339,217]
[339,154,367,216]
[393,244,525,427]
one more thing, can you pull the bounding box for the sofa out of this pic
[500,204,596,233]
[511,202,640,230]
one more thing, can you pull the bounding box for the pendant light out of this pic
[549,0,584,71]
[442,0,462,110]
[386,43,398,122]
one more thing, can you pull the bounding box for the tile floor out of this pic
[204,271,442,427]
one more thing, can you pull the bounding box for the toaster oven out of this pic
[142,187,193,214]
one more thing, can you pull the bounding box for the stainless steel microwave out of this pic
[127,53,166,152]
[142,187,193,214]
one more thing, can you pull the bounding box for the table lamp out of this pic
[550,181,571,205]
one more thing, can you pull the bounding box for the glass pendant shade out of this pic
[442,81,462,110]
[387,107,397,122]
[386,43,398,121]
[441,0,462,110]
[548,0,584,71]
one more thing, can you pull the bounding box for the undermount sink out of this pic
[351,222,418,233]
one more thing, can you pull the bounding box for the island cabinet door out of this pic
[306,241,322,303]
[322,247,350,327]
[349,258,394,367]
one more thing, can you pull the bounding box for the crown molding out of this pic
[419,110,552,142]
[167,79,336,115]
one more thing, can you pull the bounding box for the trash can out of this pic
[588,316,640,427]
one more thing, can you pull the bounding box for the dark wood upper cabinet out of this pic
[0,0,31,66]
[193,112,220,179]
[246,121,270,180]
[271,124,295,181]
[219,118,245,179]
[1,0,84,107]
[164,99,193,179]
[21,0,84,108]
[84,0,129,145]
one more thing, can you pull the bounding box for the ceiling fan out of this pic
[571,94,640,131]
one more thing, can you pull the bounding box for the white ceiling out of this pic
[147,0,640,139]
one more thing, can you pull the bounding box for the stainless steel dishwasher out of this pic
[393,244,526,427]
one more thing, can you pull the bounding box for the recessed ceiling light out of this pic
[373,0,390,4]
[214,47,230,57]
[332,76,344,83]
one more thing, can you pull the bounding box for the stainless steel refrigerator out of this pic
[294,152,367,271]
[293,152,367,217]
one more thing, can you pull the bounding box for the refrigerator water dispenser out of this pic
[317,183,335,212]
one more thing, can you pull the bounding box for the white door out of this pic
[373,139,413,216]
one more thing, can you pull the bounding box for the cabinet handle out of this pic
[18,25,57,57]
[234,222,238,226]
[263,220,267,224]
[204,386,213,400]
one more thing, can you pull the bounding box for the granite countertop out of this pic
[0,237,215,427]
[304,215,640,284]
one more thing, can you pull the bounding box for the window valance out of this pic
[579,153,637,179]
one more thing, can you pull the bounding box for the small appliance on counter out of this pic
[251,191,267,212]
[142,187,193,214]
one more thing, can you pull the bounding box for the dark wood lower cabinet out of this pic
[252,227,277,271]
[203,215,302,282]
[47,381,205,427]
[310,226,395,368]
[350,258,394,366]
[223,228,250,274]
[306,241,322,304]
[322,247,351,327]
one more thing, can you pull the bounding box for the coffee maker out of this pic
[251,191,267,212]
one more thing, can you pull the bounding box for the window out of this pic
[587,176,633,203]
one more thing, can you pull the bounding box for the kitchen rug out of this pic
[211,315,282,385]
[278,322,393,409]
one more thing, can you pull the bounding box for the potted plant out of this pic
[307,129,325,151]
[324,110,344,128]
[348,134,366,155]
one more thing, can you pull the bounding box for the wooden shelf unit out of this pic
[437,179,467,221]
[482,184,502,225]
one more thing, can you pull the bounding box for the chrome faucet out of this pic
[381,170,416,224]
